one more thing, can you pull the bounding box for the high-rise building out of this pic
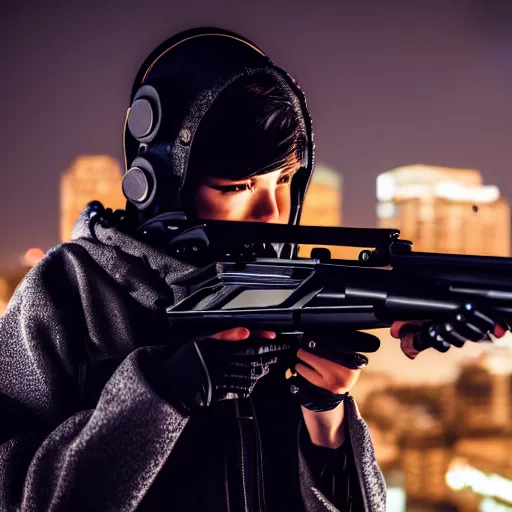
[300,164,343,227]
[0,266,32,317]
[455,353,512,435]
[60,156,126,242]
[376,165,511,257]
[0,277,9,316]
[298,164,355,259]
[359,354,512,512]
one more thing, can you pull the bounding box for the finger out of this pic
[400,333,421,360]
[439,327,467,348]
[436,322,467,348]
[397,323,426,358]
[414,329,451,353]
[297,349,325,376]
[297,348,363,377]
[430,338,451,353]
[457,305,502,341]
[472,308,496,330]
[210,327,251,342]
[449,313,489,343]
[295,362,324,389]
[302,340,369,369]
[296,361,356,395]
[303,331,380,354]
[250,330,277,340]
[391,320,424,339]
[390,321,406,339]
[494,324,507,338]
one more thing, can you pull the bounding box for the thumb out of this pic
[209,327,251,342]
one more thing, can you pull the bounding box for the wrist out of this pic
[301,401,346,449]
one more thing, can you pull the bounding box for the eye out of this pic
[277,173,293,185]
[210,180,254,193]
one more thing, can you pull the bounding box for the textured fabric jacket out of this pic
[0,206,386,511]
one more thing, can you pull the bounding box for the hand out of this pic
[290,331,380,411]
[390,304,509,359]
[158,327,288,414]
[295,348,362,397]
[291,331,380,448]
[210,327,276,342]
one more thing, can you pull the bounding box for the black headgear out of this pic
[122,27,315,230]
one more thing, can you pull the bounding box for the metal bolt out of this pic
[308,340,316,349]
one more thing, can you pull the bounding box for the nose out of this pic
[249,189,280,223]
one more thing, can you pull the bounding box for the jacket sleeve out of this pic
[0,250,190,512]
[297,397,387,512]
[298,423,364,511]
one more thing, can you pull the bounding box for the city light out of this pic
[22,248,45,268]
[376,173,395,201]
[376,164,511,257]
[60,155,125,242]
[435,183,500,203]
[385,487,406,512]
[446,459,512,504]
[480,497,512,512]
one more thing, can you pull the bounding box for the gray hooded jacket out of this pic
[0,206,386,511]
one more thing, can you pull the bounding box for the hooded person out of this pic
[0,28,389,512]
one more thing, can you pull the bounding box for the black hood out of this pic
[122,27,315,231]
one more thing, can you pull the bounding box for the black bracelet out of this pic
[289,374,345,412]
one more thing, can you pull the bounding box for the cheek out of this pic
[276,187,292,221]
[194,186,246,220]
[194,184,293,222]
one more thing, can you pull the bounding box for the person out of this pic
[0,28,506,512]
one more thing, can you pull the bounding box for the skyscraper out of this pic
[60,156,126,242]
[299,164,353,259]
[376,165,511,257]
[300,164,343,227]
[0,277,9,316]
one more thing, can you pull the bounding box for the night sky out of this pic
[2,0,512,268]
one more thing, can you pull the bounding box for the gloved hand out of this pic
[391,303,509,359]
[288,330,381,412]
[158,327,290,414]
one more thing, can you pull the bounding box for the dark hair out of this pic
[186,73,306,182]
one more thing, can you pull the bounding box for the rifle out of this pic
[162,220,512,349]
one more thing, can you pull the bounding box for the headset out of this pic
[121,27,315,230]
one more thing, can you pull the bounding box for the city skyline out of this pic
[2,154,512,386]
[356,350,512,511]
[377,165,511,257]
[3,154,512,267]
[2,0,512,266]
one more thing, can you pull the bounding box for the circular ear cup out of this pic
[126,85,162,143]
[122,157,157,209]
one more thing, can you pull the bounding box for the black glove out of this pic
[399,303,507,357]
[288,330,380,412]
[157,336,290,414]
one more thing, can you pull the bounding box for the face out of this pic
[192,162,301,223]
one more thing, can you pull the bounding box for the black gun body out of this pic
[167,252,512,337]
